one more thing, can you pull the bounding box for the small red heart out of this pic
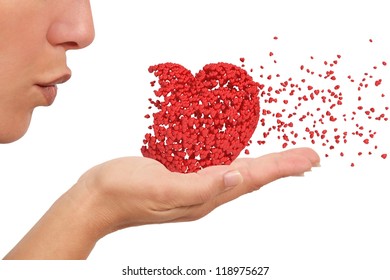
[141,62,261,173]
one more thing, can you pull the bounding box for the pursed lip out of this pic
[36,73,72,88]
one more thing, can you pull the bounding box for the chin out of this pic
[0,114,32,144]
[0,128,29,143]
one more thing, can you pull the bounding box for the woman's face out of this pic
[0,0,95,143]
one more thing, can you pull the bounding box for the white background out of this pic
[1,0,389,279]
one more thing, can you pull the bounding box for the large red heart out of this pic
[141,62,261,173]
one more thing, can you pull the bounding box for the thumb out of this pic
[164,166,243,207]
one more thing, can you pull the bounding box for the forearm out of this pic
[3,184,102,260]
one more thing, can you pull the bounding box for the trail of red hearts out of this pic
[141,37,388,172]
[249,40,388,168]
[141,62,261,173]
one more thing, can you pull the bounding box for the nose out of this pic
[46,1,95,50]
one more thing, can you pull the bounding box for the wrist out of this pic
[66,180,113,243]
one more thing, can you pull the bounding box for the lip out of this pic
[36,73,71,105]
[37,84,58,105]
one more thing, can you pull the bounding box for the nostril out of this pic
[63,41,79,50]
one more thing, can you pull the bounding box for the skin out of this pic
[1,1,320,259]
[0,0,93,142]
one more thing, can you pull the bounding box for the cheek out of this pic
[0,4,48,81]
[0,38,41,143]
[0,3,49,143]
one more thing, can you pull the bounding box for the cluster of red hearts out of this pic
[141,62,261,173]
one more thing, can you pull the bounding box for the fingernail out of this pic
[223,170,243,189]
[293,173,305,177]
[313,162,321,167]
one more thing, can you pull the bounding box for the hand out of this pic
[75,147,320,237]
[4,147,319,259]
